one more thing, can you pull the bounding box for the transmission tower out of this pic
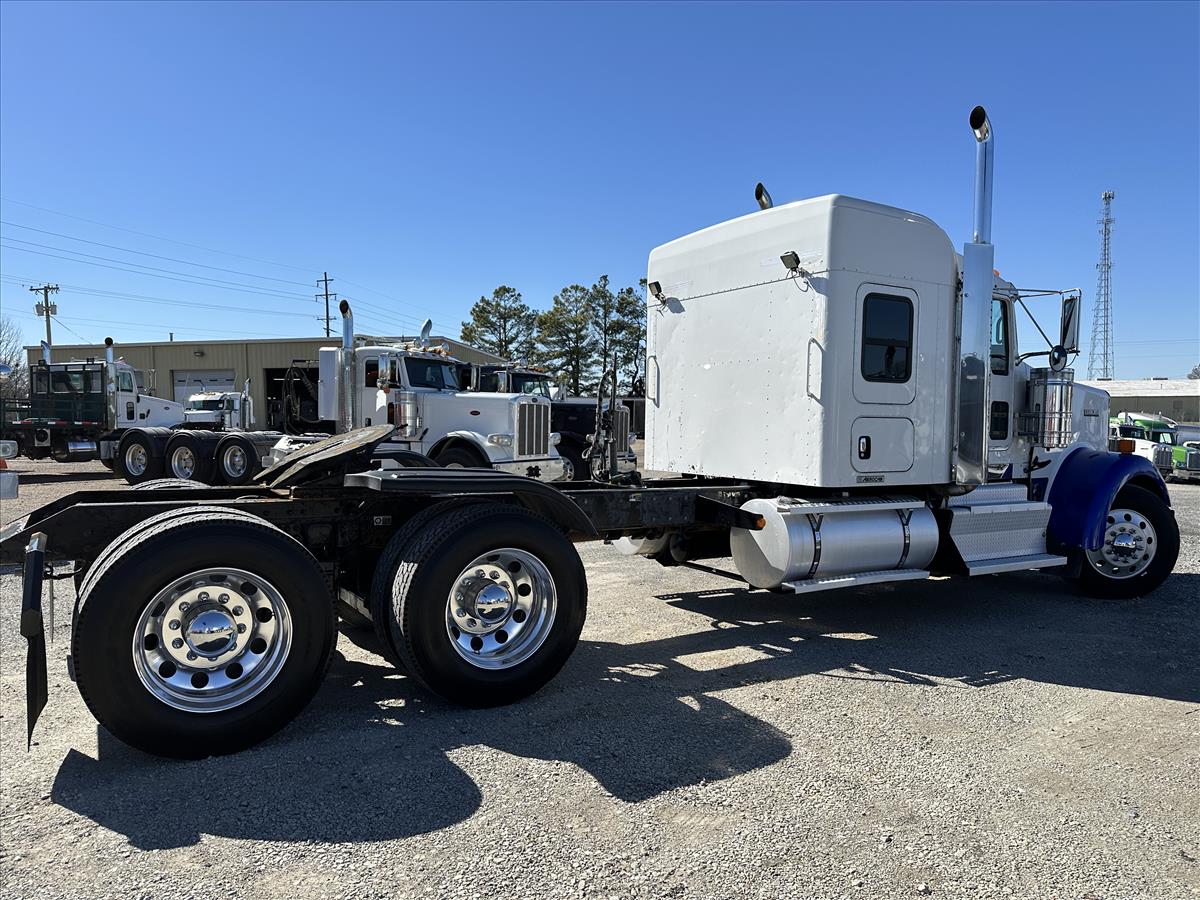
[1087,191,1115,380]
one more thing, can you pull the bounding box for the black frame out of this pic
[860,293,914,383]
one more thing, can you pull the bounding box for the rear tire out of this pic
[131,478,209,491]
[1078,484,1179,599]
[379,503,587,707]
[166,433,215,483]
[73,510,336,758]
[115,432,163,484]
[217,435,260,485]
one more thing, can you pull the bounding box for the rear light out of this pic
[1117,438,1135,453]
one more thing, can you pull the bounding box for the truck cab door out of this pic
[986,296,1015,470]
[116,370,137,423]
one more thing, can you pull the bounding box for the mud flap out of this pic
[19,533,48,749]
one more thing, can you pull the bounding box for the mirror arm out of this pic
[1016,297,1055,349]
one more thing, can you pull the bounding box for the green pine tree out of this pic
[460,286,537,360]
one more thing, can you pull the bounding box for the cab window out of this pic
[117,371,135,393]
[477,373,501,392]
[990,299,1010,375]
[364,360,379,388]
[404,358,460,390]
[861,293,913,383]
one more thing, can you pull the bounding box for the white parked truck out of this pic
[0,348,186,465]
[3,106,1180,760]
[266,311,566,481]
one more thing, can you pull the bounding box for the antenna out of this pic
[1087,191,1115,380]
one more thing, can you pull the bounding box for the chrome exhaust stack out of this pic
[339,300,355,434]
[953,105,997,487]
[104,337,118,428]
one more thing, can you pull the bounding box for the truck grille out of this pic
[1186,447,1200,472]
[516,401,550,458]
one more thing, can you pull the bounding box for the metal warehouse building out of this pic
[1082,378,1200,424]
[26,334,506,431]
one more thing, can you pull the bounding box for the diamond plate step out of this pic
[949,500,1052,563]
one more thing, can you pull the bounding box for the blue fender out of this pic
[1043,448,1170,552]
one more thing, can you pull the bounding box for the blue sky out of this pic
[1,0,1197,378]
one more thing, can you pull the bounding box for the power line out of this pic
[0,243,319,303]
[50,313,91,344]
[0,196,314,273]
[0,237,314,298]
[0,220,313,287]
[1,275,316,319]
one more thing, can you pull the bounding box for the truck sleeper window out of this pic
[861,293,913,383]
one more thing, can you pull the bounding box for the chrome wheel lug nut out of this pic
[490,571,500,580]
[467,618,477,628]
[218,593,230,604]
[172,638,184,649]
[237,624,246,633]
[179,602,190,612]
[475,569,485,577]
[187,652,198,661]
[455,608,466,618]
[198,591,210,602]
[169,620,181,630]
[232,606,244,616]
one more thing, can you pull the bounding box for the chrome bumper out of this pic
[493,457,566,482]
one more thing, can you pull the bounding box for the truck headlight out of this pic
[550,432,561,446]
[487,433,513,447]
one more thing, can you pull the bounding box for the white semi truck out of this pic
[114,317,565,485]
[3,107,1180,760]
[265,311,565,481]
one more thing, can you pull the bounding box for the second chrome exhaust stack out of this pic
[339,300,355,434]
[970,105,993,244]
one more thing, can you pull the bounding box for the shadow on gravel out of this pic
[49,625,793,848]
[48,570,1198,849]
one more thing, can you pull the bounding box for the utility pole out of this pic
[30,284,59,362]
[1087,192,1115,380]
[316,272,337,338]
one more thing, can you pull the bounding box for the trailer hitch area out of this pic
[19,532,49,749]
[695,496,766,531]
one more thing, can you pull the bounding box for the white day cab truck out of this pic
[2,107,1179,759]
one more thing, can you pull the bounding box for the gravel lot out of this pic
[1,458,1197,900]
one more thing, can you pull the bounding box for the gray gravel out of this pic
[1,458,1197,899]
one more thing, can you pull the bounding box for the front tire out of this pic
[435,446,490,469]
[377,503,586,707]
[73,510,336,758]
[1078,484,1179,599]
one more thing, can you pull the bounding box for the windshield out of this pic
[1116,425,1147,439]
[404,358,460,390]
[188,399,224,411]
[1150,430,1176,445]
[510,372,551,397]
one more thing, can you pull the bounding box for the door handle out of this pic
[858,435,871,459]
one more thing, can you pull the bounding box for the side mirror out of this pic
[1059,292,1081,353]
[377,353,390,390]
[0,363,12,380]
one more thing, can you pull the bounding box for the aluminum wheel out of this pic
[125,443,148,477]
[445,548,557,670]
[222,445,249,480]
[171,446,197,479]
[131,567,293,712]
[1085,507,1158,580]
[559,456,575,481]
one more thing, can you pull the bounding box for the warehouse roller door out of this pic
[173,369,236,403]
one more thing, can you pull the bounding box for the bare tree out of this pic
[0,314,30,401]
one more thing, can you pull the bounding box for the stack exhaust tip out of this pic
[755,182,773,210]
[104,337,113,347]
[339,299,351,318]
[970,105,991,142]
